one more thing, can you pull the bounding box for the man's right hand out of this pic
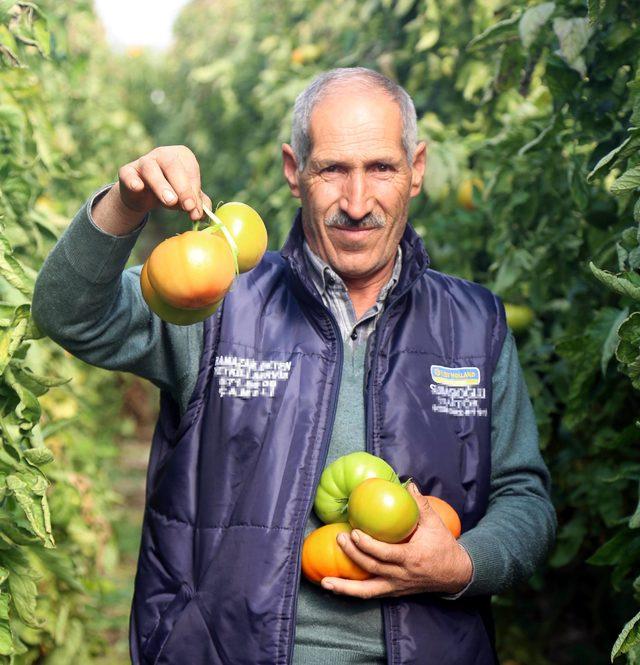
[93,145,213,236]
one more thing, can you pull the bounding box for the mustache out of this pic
[324,211,386,230]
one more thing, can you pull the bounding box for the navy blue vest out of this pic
[129,212,506,665]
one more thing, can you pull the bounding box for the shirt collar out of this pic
[302,239,403,304]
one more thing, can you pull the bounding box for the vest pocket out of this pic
[141,582,194,664]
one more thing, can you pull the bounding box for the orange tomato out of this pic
[202,202,268,273]
[147,230,235,309]
[426,496,462,538]
[301,523,371,585]
[140,261,221,325]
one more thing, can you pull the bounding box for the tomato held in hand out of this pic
[147,230,235,309]
[140,261,221,325]
[202,201,268,273]
[313,452,400,524]
[348,478,419,544]
[301,523,371,584]
[426,496,462,538]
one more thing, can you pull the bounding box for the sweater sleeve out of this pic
[454,330,557,597]
[31,184,203,412]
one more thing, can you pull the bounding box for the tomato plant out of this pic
[203,201,268,273]
[313,452,400,524]
[147,230,235,308]
[301,523,371,584]
[347,478,419,544]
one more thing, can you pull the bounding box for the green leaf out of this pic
[611,166,640,194]
[467,14,521,52]
[0,305,29,375]
[602,307,628,376]
[588,131,640,182]
[553,17,593,77]
[519,2,555,49]
[588,530,635,566]
[7,568,42,629]
[5,474,54,548]
[0,591,13,656]
[590,262,640,301]
[22,448,54,466]
[612,610,640,661]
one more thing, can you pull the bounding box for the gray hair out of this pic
[290,67,418,171]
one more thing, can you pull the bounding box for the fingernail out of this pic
[351,530,360,543]
[337,534,347,546]
[163,189,177,204]
[183,197,195,210]
[130,179,143,190]
[321,580,334,590]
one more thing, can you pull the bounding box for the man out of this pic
[33,68,556,664]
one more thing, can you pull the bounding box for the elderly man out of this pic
[33,68,555,665]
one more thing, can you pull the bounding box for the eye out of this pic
[321,165,341,174]
[373,163,392,173]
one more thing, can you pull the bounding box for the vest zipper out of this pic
[285,309,344,665]
[365,303,399,665]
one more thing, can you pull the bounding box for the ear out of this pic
[410,141,427,198]
[282,144,301,199]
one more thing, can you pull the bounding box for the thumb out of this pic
[408,482,435,525]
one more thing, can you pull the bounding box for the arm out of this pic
[32,145,214,413]
[323,331,556,599]
[456,330,557,596]
[31,185,202,411]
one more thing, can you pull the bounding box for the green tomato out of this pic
[313,452,400,524]
[348,478,419,543]
[504,303,535,334]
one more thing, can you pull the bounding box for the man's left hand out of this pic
[320,483,473,598]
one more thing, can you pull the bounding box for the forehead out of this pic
[308,86,404,159]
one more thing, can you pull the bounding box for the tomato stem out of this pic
[202,202,240,275]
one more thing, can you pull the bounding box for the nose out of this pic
[339,170,375,221]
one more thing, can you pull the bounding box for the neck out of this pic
[343,259,395,320]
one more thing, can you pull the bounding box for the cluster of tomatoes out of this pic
[141,201,268,325]
[301,452,462,584]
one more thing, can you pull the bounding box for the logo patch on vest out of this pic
[430,365,480,386]
[214,355,291,398]
[429,365,487,417]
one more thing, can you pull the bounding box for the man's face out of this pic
[283,85,426,282]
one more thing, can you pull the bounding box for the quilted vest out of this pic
[129,211,506,665]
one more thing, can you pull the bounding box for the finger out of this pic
[175,149,203,220]
[336,532,404,578]
[118,163,145,193]
[136,157,180,207]
[151,146,201,219]
[349,529,406,565]
[320,575,396,599]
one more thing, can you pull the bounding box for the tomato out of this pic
[457,177,484,210]
[147,230,235,308]
[140,261,221,325]
[504,303,535,333]
[426,496,462,538]
[203,202,268,273]
[347,478,419,543]
[301,523,371,584]
[313,452,400,524]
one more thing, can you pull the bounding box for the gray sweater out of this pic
[32,185,557,663]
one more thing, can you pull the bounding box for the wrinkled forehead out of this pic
[308,85,404,158]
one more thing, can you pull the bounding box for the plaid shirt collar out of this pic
[302,239,402,345]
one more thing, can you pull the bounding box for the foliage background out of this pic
[2,0,640,662]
